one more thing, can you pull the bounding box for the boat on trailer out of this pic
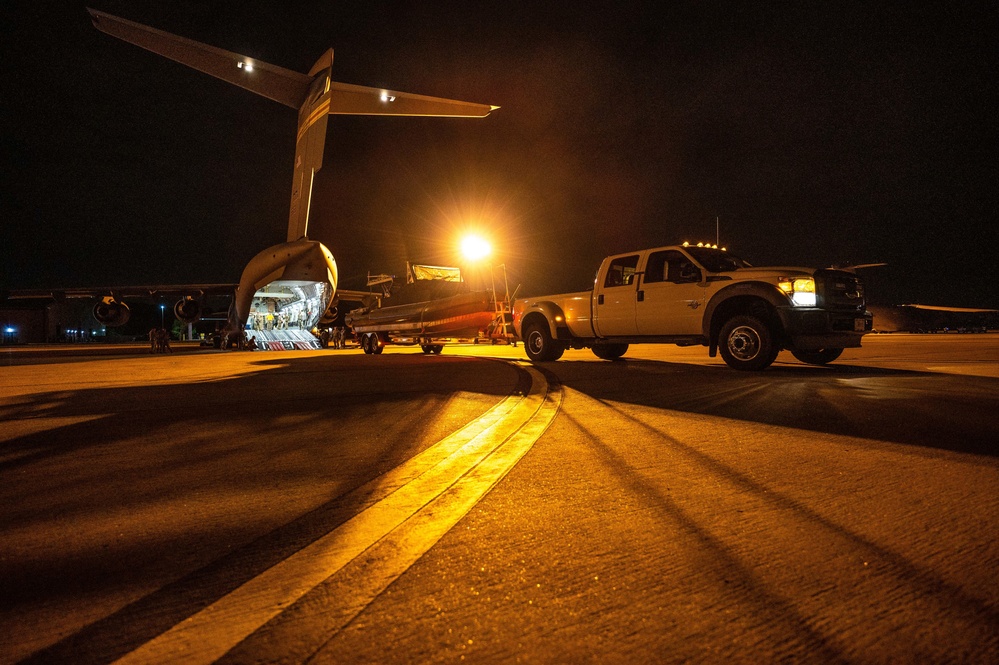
[345,263,509,354]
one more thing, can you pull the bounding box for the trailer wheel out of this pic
[592,343,628,360]
[791,348,843,365]
[432,344,444,354]
[362,333,383,355]
[523,321,564,362]
[719,315,777,371]
[421,343,434,354]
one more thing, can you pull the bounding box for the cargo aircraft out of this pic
[7,9,495,348]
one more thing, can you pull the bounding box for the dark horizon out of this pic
[2,2,995,308]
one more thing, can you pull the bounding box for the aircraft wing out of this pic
[5,284,237,301]
[901,304,999,313]
[334,289,381,302]
[5,284,239,329]
[839,262,889,272]
[332,288,386,311]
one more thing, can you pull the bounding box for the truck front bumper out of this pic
[778,307,873,350]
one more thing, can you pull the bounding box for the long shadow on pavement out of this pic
[3,353,529,664]
[544,359,998,458]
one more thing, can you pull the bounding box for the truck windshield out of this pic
[685,247,751,272]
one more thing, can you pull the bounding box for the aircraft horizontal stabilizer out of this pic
[87,8,311,109]
[327,81,497,117]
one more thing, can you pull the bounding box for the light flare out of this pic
[460,234,492,262]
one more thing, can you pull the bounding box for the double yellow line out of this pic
[114,364,560,664]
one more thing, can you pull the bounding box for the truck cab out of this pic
[594,246,749,337]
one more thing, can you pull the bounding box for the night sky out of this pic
[2,2,995,308]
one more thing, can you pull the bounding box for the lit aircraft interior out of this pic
[82,9,496,349]
[248,282,331,351]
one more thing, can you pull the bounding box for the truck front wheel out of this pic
[719,315,778,371]
[523,321,565,362]
[791,348,843,365]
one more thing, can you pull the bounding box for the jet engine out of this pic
[173,297,202,324]
[92,296,130,327]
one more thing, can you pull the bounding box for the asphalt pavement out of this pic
[1,334,997,663]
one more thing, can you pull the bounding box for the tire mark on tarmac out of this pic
[105,363,560,665]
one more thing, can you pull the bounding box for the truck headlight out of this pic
[778,277,816,307]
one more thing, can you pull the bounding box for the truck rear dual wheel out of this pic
[791,348,844,365]
[523,322,565,362]
[719,315,778,371]
[592,343,629,360]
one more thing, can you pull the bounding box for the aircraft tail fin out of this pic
[88,8,498,244]
[288,51,334,241]
[87,8,310,109]
[285,52,497,241]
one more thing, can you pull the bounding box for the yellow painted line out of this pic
[113,365,559,664]
[285,365,563,658]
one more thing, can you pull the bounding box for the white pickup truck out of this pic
[512,243,873,370]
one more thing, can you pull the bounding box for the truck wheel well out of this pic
[710,296,783,354]
[520,312,552,338]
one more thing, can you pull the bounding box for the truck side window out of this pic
[664,250,701,284]
[604,255,639,288]
[644,251,669,284]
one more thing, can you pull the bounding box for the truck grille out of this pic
[815,269,866,312]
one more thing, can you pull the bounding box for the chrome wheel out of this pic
[727,325,762,362]
[719,315,777,371]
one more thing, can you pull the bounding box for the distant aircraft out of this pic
[7,9,496,347]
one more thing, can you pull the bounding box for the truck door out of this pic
[593,253,640,337]
[636,249,708,335]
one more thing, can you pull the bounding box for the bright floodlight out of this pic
[461,234,492,262]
